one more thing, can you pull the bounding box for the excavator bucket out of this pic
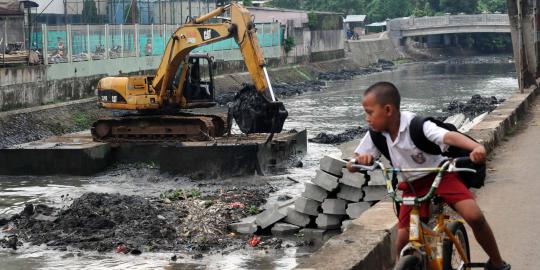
[231,85,288,134]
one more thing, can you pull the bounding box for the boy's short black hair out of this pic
[364,81,400,109]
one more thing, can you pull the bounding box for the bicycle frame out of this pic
[407,203,470,270]
[352,158,477,270]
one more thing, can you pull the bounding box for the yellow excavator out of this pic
[91,3,287,142]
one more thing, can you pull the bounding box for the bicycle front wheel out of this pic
[443,221,470,270]
[394,255,422,270]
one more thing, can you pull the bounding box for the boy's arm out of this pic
[423,121,486,164]
[443,131,486,164]
[347,133,381,172]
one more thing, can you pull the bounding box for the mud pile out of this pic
[7,187,272,253]
[309,126,368,144]
[215,81,325,105]
[444,95,504,119]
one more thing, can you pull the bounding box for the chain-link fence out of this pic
[35,21,281,64]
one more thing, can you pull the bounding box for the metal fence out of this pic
[35,22,281,64]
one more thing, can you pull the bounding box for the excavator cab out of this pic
[181,54,215,106]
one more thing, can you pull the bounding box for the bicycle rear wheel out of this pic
[394,255,422,270]
[443,221,470,270]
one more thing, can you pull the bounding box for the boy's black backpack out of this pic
[369,116,486,189]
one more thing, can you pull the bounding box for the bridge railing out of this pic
[389,13,509,31]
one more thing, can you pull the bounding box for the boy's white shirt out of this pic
[355,111,450,182]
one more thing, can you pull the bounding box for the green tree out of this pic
[81,0,98,24]
[243,0,253,6]
[439,0,478,14]
[267,0,302,9]
[477,0,507,13]
[365,0,410,22]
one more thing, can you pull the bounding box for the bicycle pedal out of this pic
[460,262,487,269]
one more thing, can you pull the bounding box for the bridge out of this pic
[388,13,510,40]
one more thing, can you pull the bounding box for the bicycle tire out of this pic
[394,255,422,270]
[443,221,470,270]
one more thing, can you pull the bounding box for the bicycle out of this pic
[353,158,487,270]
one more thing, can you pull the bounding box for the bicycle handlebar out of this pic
[350,157,477,204]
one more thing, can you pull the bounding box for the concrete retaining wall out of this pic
[348,35,403,66]
[298,81,540,269]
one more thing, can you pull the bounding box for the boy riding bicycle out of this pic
[346,82,510,270]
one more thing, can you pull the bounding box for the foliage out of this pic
[477,0,507,13]
[471,33,512,53]
[267,0,302,9]
[243,0,253,6]
[159,188,202,201]
[307,11,319,29]
[269,0,507,22]
[284,36,295,54]
[81,0,99,24]
[72,111,91,129]
[247,205,261,215]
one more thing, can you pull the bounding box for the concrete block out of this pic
[313,169,339,191]
[284,207,311,227]
[339,168,367,188]
[316,213,342,230]
[255,205,286,229]
[299,228,340,242]
[337,184,364,202]
[362,185,387,202]
[321,198,347,215]
[346,202,371,219]
[341,219,353,232]
[299,228,326,239]
[271,222,301,236]
[319,155,347,176]
[301,182,328,202]
[294,197,321,216]
[367,171,386,186]
[228,216,258,234]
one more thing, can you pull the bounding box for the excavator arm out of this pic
[152,3,276,106]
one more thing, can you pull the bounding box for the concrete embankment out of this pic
[296,81,540,269]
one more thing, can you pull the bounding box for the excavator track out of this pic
[91,113,228,143]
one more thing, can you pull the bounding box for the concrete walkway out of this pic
[469,101,540,269]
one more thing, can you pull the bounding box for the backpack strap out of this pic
[409,116,445,156]
[369,129,392,164]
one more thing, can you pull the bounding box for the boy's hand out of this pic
[346,154,374,172]
[470,145,486,164]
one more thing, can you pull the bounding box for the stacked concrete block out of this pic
[337,184,364,202]
[339,168,367,188]
[362,185,387,202]
[313,169,339,191]
[346,202,371,219]
[294,197,320,216]
[301,182,328,202]
[231,155,389,237]
[284,207,311,227]
[315,214,341,229]
[321,198,347,215]
[271,222,300,236]
[319,155,347,176]
[255,205,286,229]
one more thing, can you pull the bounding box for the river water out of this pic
[0,58,517,269]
